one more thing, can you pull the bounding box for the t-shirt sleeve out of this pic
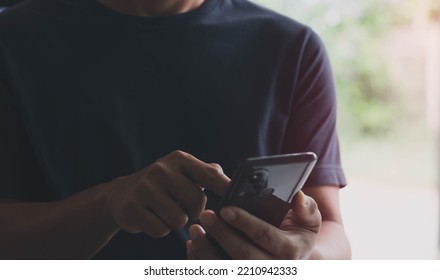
[282,29,346,187]
[0,80,47,201]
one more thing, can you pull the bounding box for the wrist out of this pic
[84,181,122,233]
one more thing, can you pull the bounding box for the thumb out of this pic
[280,191,321,232]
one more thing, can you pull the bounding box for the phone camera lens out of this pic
[250,172,264,183]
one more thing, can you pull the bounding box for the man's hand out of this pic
[0,150,231,259]
[186,191,321,259]
[105,150,230,238]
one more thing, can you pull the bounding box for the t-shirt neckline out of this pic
[76,0,220,27]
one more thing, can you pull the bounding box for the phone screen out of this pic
[219,153,317,227]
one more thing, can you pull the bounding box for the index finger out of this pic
[160,150,231,196]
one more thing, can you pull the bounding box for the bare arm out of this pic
[0,151,230,259]
[0,185,118,259]
[304,185,351,259]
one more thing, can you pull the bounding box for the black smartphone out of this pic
[218,152,317,227]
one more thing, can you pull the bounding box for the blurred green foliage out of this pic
[252,0,437,138]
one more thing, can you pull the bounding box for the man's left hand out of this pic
[186,191,321,259]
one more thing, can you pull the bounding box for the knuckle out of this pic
[256,226,274,245]
[143,163,175,194]
[306,199,322,228]
[145,161,169,180]
[168,150,189,160]
[209,163,223,172]
[205,165,223,181]
[307,198,319,213]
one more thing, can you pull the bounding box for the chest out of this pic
[6,26,295,184]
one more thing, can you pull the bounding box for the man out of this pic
[0,0,351,259]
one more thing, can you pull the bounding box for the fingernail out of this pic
[220,207,236,221]
[200,214,215,227]
[297,191,308,206]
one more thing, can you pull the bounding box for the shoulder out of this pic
[214,0,324,51]
[221,1,312,36]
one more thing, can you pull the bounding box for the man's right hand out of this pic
[0,150,230,259]
[105,150,231,238]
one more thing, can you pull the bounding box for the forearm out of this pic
[309,220,351,260]
[0,184,119,259]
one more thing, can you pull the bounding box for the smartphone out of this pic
[218,152,317,227]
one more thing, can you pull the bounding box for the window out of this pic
[252,0,440,260]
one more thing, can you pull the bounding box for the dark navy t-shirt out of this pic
[0,0,346,259]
